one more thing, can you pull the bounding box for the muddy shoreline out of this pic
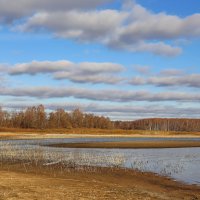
[1,132,200,199]
[0,164,200,200]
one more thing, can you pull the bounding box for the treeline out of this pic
[0,105,200,132]
[114,118,200,132]
[0,105,113,129]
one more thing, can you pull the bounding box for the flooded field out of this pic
[1,137,200,185]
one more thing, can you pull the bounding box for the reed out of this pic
[0,143,125,173]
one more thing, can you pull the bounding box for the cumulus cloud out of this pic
[17,10,127,43]
[9,60,73,75]
[0,1,198,55]
[0,86,200,102]
[8,60,124,84]
[129,76,146,85]
[54,72,123,84]
[13,2,200,56]
[107,40,182,56]
[129,73,200,88]
[15,8,183,56]
[0,0,112,22]
[9,60,124,75]
[53,62,125,84]
[45,103,200,119]
[2,101,200,120]
[118,5,200,41]
[7,60,200,87]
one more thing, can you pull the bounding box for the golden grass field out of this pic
[0,127,200,140]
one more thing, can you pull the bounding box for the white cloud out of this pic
[129,73,200,88]
[53,62,125,84]
[9,60,124,84]
[1,1,200,55]
[16,10,127,43]
[0,0,112,22]
[107,40,182,56]
[1,86,200,102]
[2,101,200,120]
[54,72,124,84]
[9,60,72,75]
[7,60,200,87]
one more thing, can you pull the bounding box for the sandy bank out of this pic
[0,165,199,200]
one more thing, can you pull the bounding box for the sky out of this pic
[0,0,200,120]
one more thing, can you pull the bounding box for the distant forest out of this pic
[115,118,200,132]
[0,105,200,132]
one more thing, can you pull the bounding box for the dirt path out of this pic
[0,168,199,200]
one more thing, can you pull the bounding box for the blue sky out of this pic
[0,0,200,120]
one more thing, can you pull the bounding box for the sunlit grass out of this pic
[0,127,200,137]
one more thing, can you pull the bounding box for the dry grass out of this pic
[0,127,200,137]
[0,143,125,172]
[0,163,200,200]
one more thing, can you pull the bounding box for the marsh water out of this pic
[1,136,200,185]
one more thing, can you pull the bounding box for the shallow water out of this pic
[1,137,200,185]
[2,136,200,146]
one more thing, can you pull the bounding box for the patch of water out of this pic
[0,137,200,185]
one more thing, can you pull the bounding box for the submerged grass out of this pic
[0,140,199,185]
[0,143,125,175]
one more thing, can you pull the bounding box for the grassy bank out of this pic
[0,127,200,140]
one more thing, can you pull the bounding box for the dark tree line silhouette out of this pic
[0,105,199,132]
